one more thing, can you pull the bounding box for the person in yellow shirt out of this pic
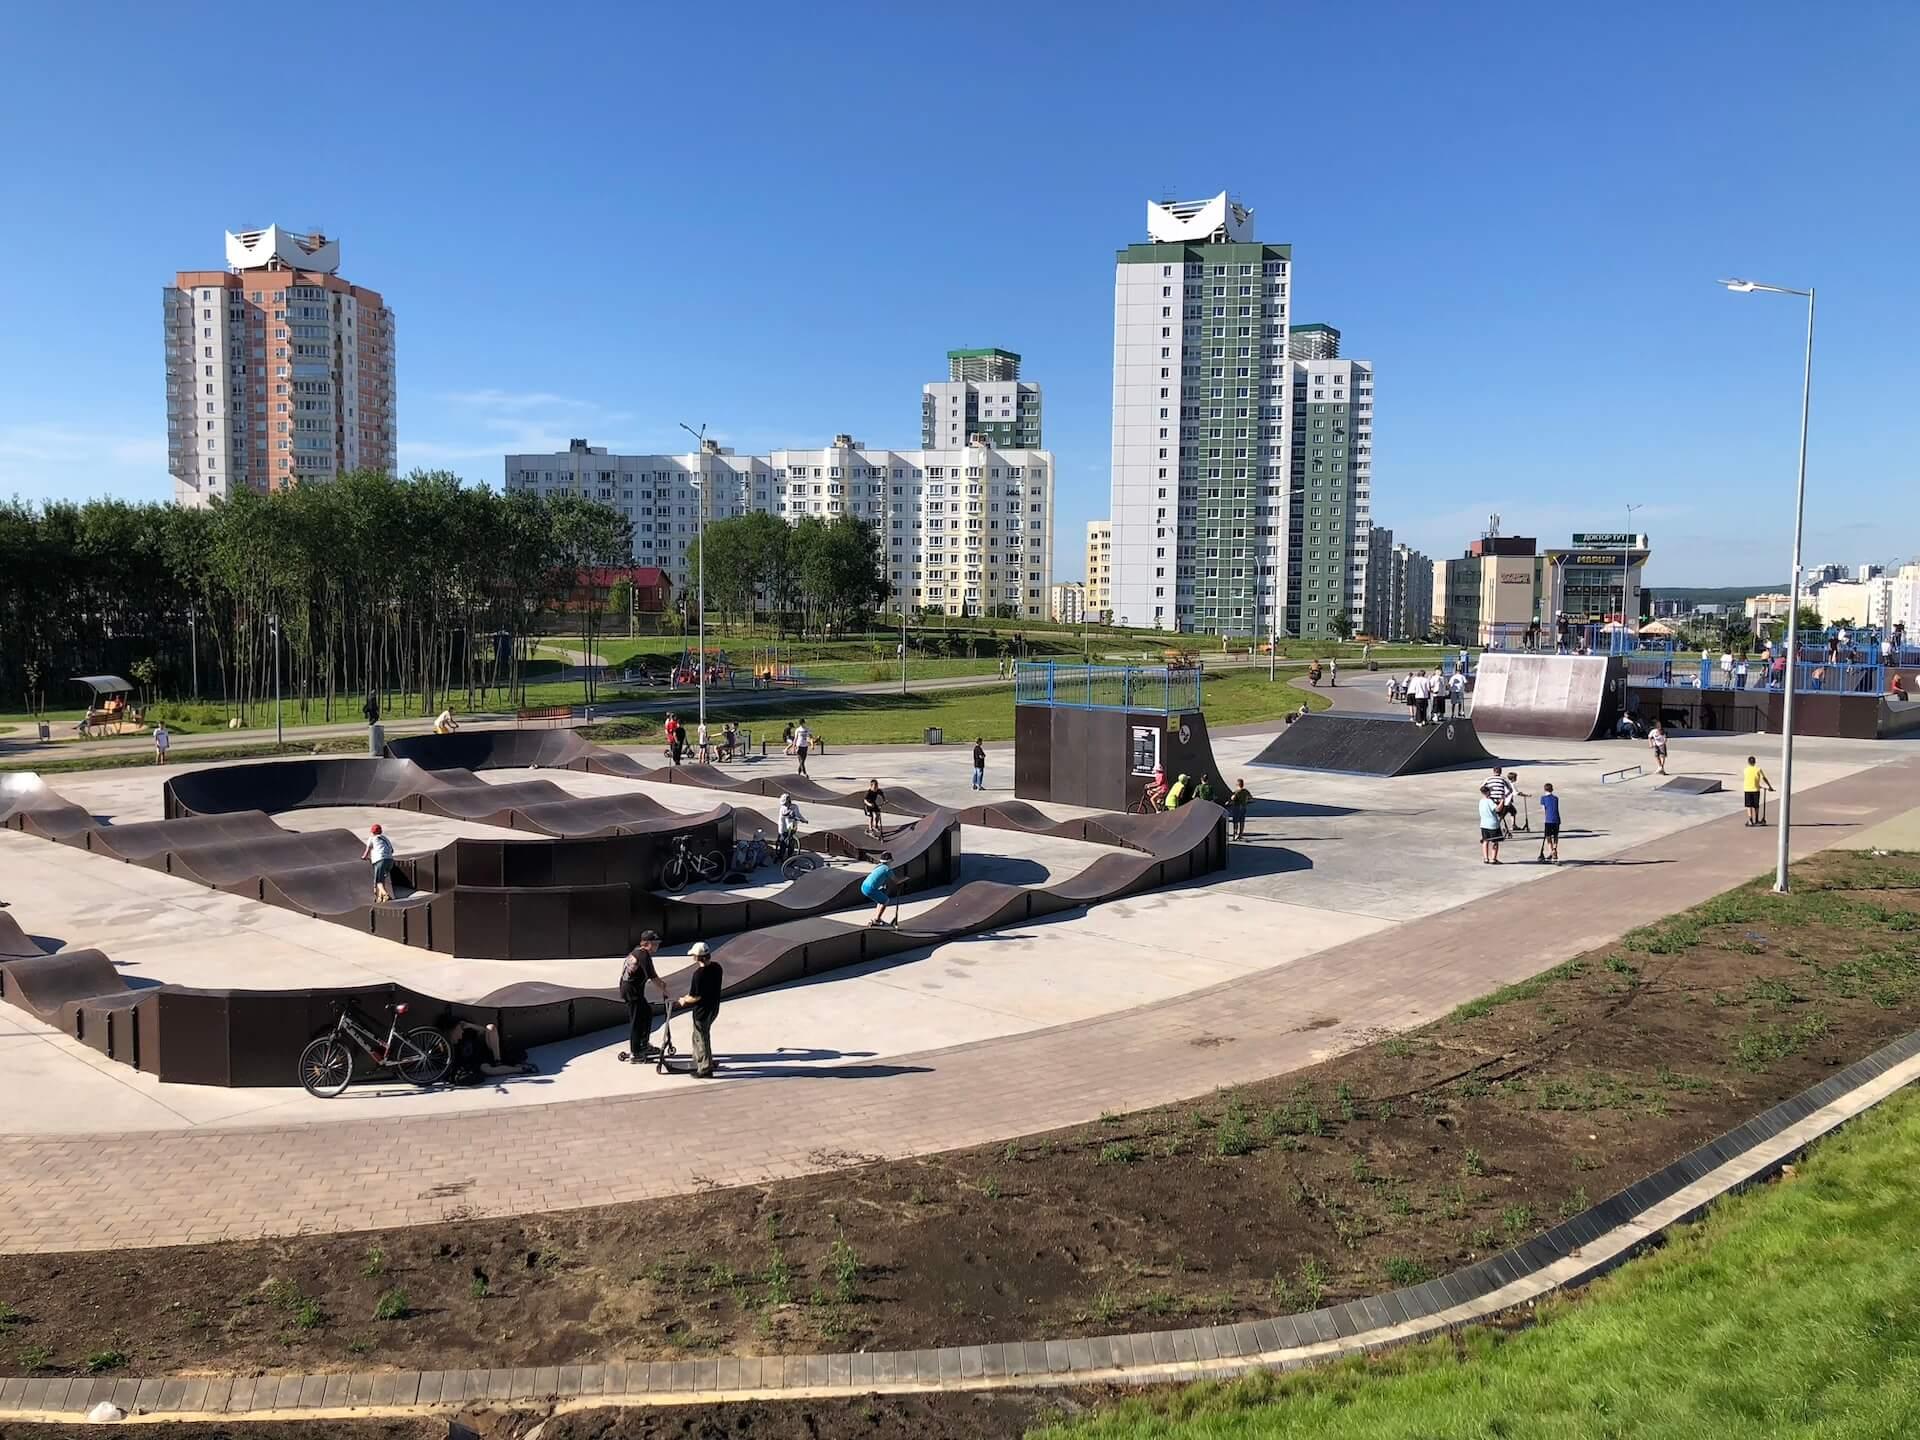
[1742,756,1774,826]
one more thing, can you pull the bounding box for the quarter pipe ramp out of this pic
[1470,653,1627,741]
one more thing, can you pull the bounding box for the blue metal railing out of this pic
[1014,661,1204,714]
[1627,658,1897,696]
[1482,621,1674,656]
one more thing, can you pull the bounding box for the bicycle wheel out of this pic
[781,851,825,881]
[298,1037,354,1099]
[697,851,727,882]
[662,855,688,891]
[398,1027,453,1087]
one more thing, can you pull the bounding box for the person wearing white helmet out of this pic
[674,941,723,1078]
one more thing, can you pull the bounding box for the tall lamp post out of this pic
[187,605,198,700]
[1721,277,1815,894]
[1622,501,1643,644]
[678,422,709,734]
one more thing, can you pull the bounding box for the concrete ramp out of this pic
[0,908,53,959]
[0,772,96,842]
[1252,714,1495,776]
[1470,653,1626,740]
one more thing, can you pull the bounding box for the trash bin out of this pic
[924,726,944,746]
[1367,660,1379,672]
[367,722,384,756]
[36,721,51,742]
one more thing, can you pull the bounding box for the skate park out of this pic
[4,648,1915,1173]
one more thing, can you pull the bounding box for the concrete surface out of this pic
[0,725,1909,1140]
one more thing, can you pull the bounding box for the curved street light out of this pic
[1719,277,1815,893]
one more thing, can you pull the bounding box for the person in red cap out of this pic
[360,823,395,902]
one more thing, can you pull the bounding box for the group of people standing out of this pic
[1474,764,1560,865]
[1393,668,1467,724]
[663,713,741,766]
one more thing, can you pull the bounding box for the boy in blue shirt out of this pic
[862,851,900,927]
[1538,783,1561,864]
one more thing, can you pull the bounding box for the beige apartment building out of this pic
[1085,519,1113,621]
[166,226,396,507]
[1049,581,1085,624]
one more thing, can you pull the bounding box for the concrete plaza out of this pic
[0,713,1913,1249]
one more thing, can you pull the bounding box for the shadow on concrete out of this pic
[957,855,1051,886]
[712,1060,935,1081]
[1245,800,1360,819]
[1212,842,1315,880]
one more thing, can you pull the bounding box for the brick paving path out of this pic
[1,757,1910,1254]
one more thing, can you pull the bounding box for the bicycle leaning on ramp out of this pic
[298,999,453,1098]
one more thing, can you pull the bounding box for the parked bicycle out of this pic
[298,1000,452,1099]
[662,832,727,891]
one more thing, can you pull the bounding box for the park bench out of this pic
[515,705,573,727]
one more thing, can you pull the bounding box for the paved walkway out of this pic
[1,754,1910,1254]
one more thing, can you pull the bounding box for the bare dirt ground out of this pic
[4,852,1916,1390]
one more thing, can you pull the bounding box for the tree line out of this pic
[682,512,891,634]
[0,471,631,721]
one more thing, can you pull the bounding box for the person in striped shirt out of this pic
[1479,765,1513,819]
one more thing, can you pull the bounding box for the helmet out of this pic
[370,823,382,835]
[689,941,712,958]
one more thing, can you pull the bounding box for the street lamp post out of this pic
[679,422,709,734]
[187,606,198,700]
[1623,501,1643,643]
[1721,277,1816,894]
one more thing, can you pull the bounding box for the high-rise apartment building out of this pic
[922,348,1041,450]
[1288,355,1376,637]
[1363,528,1434,641]
[1287,323,1341,360]
[1049,582,1085,625]
[506,435,1052,618]
[165,226,396,507]
[1084,519,1113,621]
[1109,193,1372,636]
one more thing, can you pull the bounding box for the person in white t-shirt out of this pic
[792,721,812,776]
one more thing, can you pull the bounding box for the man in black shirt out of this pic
[676,940,723,1078]
[617,930,662,1063]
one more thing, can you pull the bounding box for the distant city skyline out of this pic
[1,3,1916,586]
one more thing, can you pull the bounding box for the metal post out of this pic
[900,590,908,695]
[1775,288,1815,893]
[188,608,198,700]
[1268,632,1276,683]
[1719,278,1816,893]
[270,614,282,746]
[679,422,708,735]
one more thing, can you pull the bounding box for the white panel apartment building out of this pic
[1109,193,1373,637]
[506,436,1053,617]
[165,226,396,507]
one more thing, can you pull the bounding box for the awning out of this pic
[71,675,134,696]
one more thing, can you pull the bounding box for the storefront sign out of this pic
[1572,532,1638,547]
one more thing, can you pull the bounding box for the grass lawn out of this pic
[594,668,1330,748]
[1032,1086,1920,1439]
[1,737,370,775]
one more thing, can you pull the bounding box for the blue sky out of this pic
[1,1,1915,586]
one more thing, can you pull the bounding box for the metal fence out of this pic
[1014,661,1204,714]
[1627,655,1897,696]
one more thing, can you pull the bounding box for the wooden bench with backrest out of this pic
[514,705,573,727]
